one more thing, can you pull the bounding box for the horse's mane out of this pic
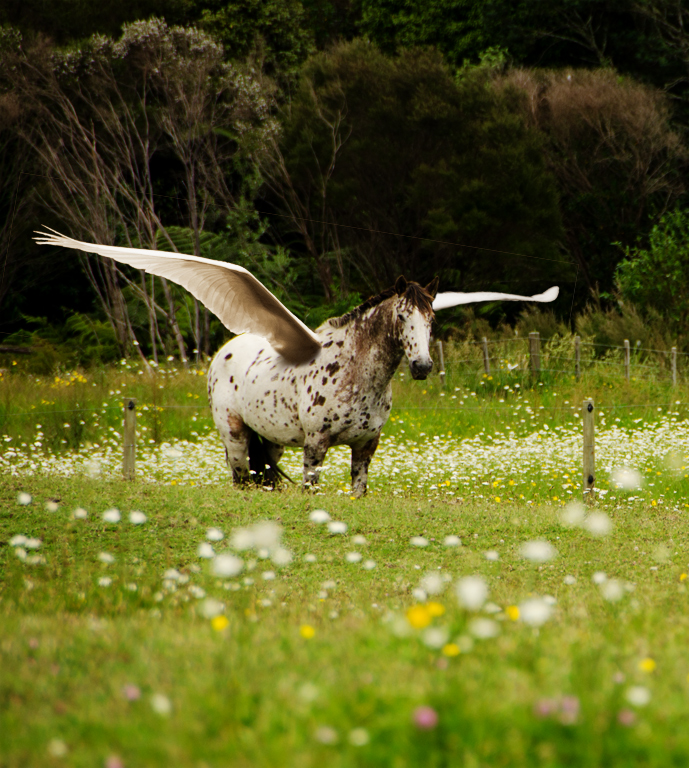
[325,281,434,329]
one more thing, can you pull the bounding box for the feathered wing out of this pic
[33,228,321,364]
[432,286,559,311]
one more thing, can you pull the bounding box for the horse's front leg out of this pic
[350,434,380,498]
[303,434,330,490]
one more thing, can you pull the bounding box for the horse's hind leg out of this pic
[217,413,251,485]
[350,435,380,498]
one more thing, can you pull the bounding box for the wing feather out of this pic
[34,228,321,364]
[433,286,559,311]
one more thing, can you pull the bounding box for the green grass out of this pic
[2,474,689,767]
[2,354,689,766]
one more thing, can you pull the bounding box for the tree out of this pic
[502,67,687,299]
[259,41,567,302]
[616,208,689,331]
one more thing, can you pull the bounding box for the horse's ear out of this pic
[395,275,408,295]
[425,276,439,299]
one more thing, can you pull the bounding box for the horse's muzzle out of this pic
[409,359,433,380]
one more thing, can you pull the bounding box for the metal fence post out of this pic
[482,337,490,375]
[123,398,137,481]
[583,398,595,504]
[529,332,541,376]
[672,346,677,387]
[574,335,580,380]
[624,339,630,382]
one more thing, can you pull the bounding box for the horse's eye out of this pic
[397,314,405,323]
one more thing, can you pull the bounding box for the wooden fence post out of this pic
[672,346,677,387]
[482,337,490,375]
[624,339,630,382]
[529,332,541,376]
[574,335,581,380]
[435,340,446,389]
[123,398,137,481]
[583,398,595,504]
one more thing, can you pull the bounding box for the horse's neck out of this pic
[338,306,403,391]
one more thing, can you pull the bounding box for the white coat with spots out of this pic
[208,276,438,496]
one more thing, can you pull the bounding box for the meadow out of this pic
[2,339,689,767]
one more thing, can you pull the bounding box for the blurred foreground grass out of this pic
[2,476,689,767]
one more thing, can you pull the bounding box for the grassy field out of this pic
[2,351,689,766]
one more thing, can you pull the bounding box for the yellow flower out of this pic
[508,480,515,486]
[442,643,460,657]
[506,605,520,621]
[651,500,657,506]
[300,624,315,639]
[493,481,499,488]
[406,605,432,629]
[427,602,445,617]
[680,573,688,582]
[495,496,500,503]
[638,658,656,673]
[211,615,229,632]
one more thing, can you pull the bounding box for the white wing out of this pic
[433,286,559,311]
[34,228,321,364]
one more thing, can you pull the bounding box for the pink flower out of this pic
[121,684,141,701]
[105,756,125,768]
[413,706,438,730]
[534,698,558,718]
[617,709,637,727]
[559,696,580,725]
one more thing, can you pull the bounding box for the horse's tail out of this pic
[248,429,294,487]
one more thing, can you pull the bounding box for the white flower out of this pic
[519,597,553,626]
[271,548,293,566]
[252,521,282,550]
[206,527,224,541]
[45,501,59,512]
[212,553,243,577]
[304,554,317,563]
[455,576,488,610]
[600,579,624,602]
[560,502,585,527]
[72,508,88,520]
[484,550,499,561]
[443,535,462,547]
[362,559,376,570]
[483,602,502,614]
[129,510,147,525]
[197,542,215,559]
[150,693,172,716]
[349,728,370,746]
[15,547,27,561]
[17,492,32,506]
[412,588,428,602]
[583,512,613,537]
[611,466,642,490]
[188,585,206,599]
[468,617,500,639]
[9,535,27,547]
[102,508,121,523]
[327,521,347,534]
[262,570,276,580]
[563,575,577,585]
[98,577,112,587]
[592,571,607,585]
[309,509,331,523]
[47,739,68,757]
[419,572,445,595]
[98,552,115,564]
[314,726,338,744]
[422,626,450,648]
[24,538,41,549]
[163,569,182,581]
[125,583,138,592]
[626,686,651,707]
[352,534,368,546]
[520,540,557,563]
[231,527,255,550]
[345,552,362,563]
[162,447,183,459]
[199,598,224,618]
[410,536,429,547]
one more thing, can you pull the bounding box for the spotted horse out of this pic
[208,276,437,497]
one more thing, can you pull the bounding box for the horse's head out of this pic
[393,275,438,380]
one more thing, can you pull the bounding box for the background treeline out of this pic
[2,0,689,370]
